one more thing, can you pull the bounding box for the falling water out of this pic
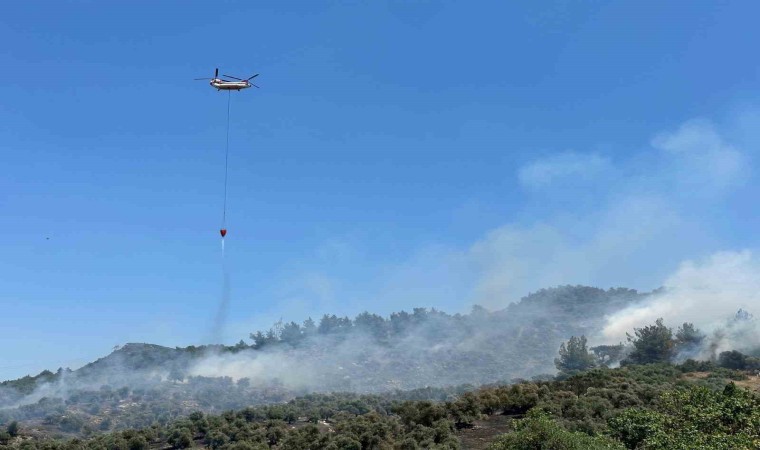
[211,238,231,343]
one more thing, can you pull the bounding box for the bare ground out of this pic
[457,414,520,450]
[734,375,760,392]
[681,371,760,392]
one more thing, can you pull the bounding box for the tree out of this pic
[205,430,229,449]
[266,328,279,343]
[590,344,624,367]
[168,366,185,384]
[127,435,148,450]
[327,435,362,450]
[7,421,19,437]
[488,411,625,449]
[555,336,596,375]
[250,331,268,348]
[390,311,412,335]
[450,392,482,428]
[624,318,674,365]
[280,322,303,346]
[674,322,704,355]
[718,350,747,370]
[318,314,352,335]
[353,312,388,341]
[318,314,339,334]
[227,443,268,450]
[168,428,193,449]
[250,328,279,348]
[608,408,665,449]
[118,386,130,399]
[59,414,85,432]
[99,418,113,431]
[302,317,317,335]
[610,385,760,449]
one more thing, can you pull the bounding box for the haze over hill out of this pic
[2,284,757,437]
[0,286,636,414]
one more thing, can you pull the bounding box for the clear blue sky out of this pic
[2,1,760,380]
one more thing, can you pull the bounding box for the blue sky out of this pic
[2,1,760,380]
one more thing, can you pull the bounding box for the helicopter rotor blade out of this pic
[194,77,213,80]
[247,74,259,81]
[215,68,219,78]
[223,74,244,81]
[252,84,260,88]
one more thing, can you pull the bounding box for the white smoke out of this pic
[601,250,760,355]
[188,349,314,390]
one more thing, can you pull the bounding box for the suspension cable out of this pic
[222,90,231,228]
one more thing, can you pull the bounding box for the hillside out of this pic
[0,286,647,435]
[3,364,758,449]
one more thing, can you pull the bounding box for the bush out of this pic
[608,408,664,448]
[7,421,19,437]
[168,428,194,449]
[718,350,748,370]
[127,435,148,450]
[609,384,760,449]
[488,411,624,449]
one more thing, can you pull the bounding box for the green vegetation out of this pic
[623,318,675,365]
[554,335,596,376]
[488,410,625,450]
[3,360,757,449]
[0,286,650,435]
[1,291,758,449]
[608,383,759,449]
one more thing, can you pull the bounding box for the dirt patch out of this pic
[457,414,520,450]
[734,376,760,392]
[681,371,760,392]
[681,371,710,380]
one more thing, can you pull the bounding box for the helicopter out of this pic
[195,68,259,91]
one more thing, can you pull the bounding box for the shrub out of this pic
[488,411,624,449]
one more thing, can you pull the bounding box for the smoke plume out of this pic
[601,250,760,356]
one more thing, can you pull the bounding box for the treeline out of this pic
[0,286,646,398]
[3,363,757,449]
[0,368,68,398]
[248,309,454,349]
[2,286,645,438]
[554,317,760,378]
[245,286,645,349]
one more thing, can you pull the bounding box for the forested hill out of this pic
[2,286,646,393]
[0,286,649,434]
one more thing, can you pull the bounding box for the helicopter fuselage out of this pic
[209,79,252,91]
